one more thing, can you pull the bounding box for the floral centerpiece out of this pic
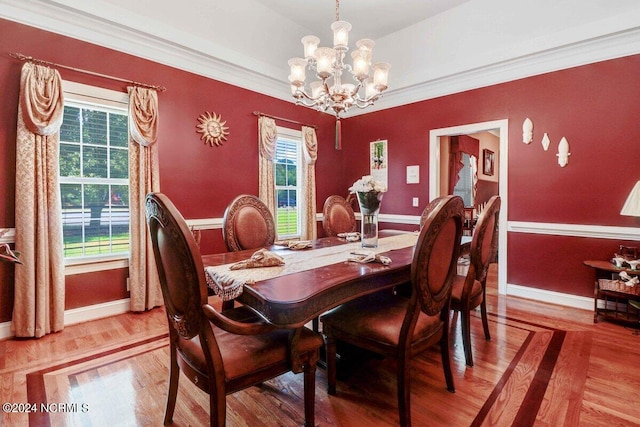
[349,175,387,247]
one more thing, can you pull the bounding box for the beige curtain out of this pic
[13,62,65,338]
[127,86,162,312]
[258,116,277,216]
[301,126,318,240]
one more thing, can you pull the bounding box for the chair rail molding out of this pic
[508,221,640,240]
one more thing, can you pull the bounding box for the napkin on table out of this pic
[230,248,285,270]
[275,240,313,250]
[338,232,360,242]
[347,251,392,266]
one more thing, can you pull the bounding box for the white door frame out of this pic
[429,119,508,294]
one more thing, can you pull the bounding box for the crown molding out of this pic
[2,1,640,116]
[349,25,640,117]
[0,0,290,100]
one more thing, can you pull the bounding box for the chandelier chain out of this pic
[335,0,340,21]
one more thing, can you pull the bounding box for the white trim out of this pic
[64,258,129,275]
[0,285,598,340]
[0,322,12,340]
[429,119,509,295]
[508,221,640,240]
[506,283,594,312]
[63,298,131,326]
[62,80,128,106]
[368,213,419,226]
[1,2,639,116]
[54,219,636,274]
[185,218,224,230]
[0,228,15,244]
[349,27,640,117]
[0,298,131,340]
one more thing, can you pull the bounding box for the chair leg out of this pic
[441,330,455,392]
[461,309,474,367]
[397,356,411,427]
[164,347,179,425]
[325,334,337,395]
[221,299,234,311]
[303,360,317,427]
[211,385,227,427]
[480,299,491,340]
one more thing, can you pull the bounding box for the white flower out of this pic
[348,175,387,194]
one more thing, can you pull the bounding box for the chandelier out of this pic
[287,0,390,118]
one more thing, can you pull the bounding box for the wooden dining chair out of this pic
[321,195,464,427]
[322,195,356,236]
[222,194,276,252]
[221,194,276,309]
[145,192,323,427]
[418,197,443,229]
[450,195,501,367]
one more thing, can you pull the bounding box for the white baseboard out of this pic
[64,298,131,326]
[0,285,599,340]
[506,283,594,311]
[0,321,13,340]
[0,298,131,340]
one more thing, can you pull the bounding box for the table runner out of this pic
[205,232,419,300]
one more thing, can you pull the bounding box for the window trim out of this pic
[275,126,302,240]
[61,81,130,269]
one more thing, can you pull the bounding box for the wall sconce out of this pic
[621,181,640,217]
[522,118,533,144]
[557,137,570,167]
[541,133,550,151]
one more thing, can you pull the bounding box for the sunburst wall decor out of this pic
[196,112,229,146]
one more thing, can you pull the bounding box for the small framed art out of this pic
[483,149,494,176]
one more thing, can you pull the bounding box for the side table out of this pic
[584,260,640,324]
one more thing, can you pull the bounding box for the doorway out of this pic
[429,120,508,294]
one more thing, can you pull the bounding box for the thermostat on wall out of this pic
[406,165,419,184]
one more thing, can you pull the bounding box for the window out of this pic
[59,82,129,260]
[453,153,475,207]
[274,127,302,239]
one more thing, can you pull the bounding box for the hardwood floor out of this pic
[1,265,639,426]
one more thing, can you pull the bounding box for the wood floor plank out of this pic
[536,331,591,426]
[2,265,640,426]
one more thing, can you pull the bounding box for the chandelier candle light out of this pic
[349,175,387,248]
[288,0,391,118]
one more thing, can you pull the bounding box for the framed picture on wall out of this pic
[483,149,494,176]
[370,140,388,188]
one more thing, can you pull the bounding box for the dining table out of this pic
[202,231,472,328]
[201,231,469,371]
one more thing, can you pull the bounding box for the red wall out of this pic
[0,18,340,321]
[340,56,640,296]
[1,18,639,323]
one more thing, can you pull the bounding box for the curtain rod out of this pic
[9,52,166,92]
[252,111,317,129]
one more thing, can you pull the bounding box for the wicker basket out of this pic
[598,279,640,296]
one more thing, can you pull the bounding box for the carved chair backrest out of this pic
[411,195,464,317]
[322,195,356,236]
[145,192,208,340]
[469,195,501,283]
[222,195,276,252]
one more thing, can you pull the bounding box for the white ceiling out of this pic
[250,0,471,41]
[2,0,640,116]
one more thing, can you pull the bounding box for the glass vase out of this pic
[356,191,383,248]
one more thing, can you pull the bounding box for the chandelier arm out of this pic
[287,0,389,118]
[347,79,364,97]
[294,89,322,103]
[353,95,382,109]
